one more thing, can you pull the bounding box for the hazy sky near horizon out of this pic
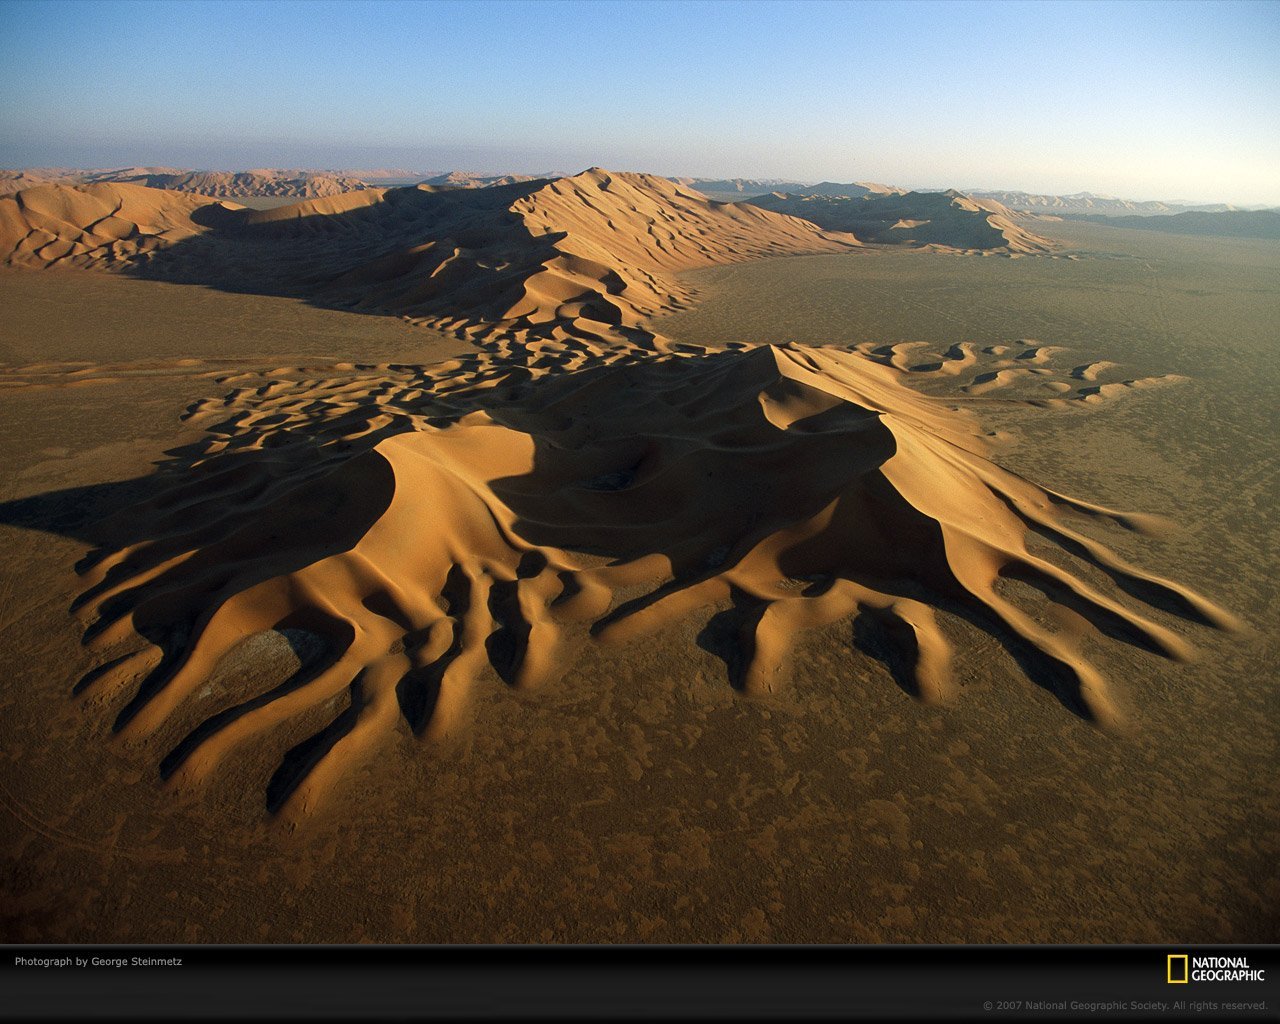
[1,0,1276,204]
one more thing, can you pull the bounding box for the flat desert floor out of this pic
[1,218,1276,942]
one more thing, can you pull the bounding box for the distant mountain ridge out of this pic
[747,189,1054,255]
[1060,209,1280,240]
[670,178,904,200]
[964,189,1243,216]
[668,177,808,195]
[419,171,543,189]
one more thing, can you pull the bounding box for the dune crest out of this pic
[73,338,1237,819]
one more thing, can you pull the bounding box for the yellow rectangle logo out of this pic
[1168,954,1189,984]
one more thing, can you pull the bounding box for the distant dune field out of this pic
[0,167,372,199]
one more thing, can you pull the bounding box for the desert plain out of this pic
[0,172,1275,943]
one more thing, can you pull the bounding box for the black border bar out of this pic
[2,944,1276,1021]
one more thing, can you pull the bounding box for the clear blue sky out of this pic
[1,0,1276,203]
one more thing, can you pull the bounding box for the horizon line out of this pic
[2,162,1275,210]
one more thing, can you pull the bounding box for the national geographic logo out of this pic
[1168,954,1266,984]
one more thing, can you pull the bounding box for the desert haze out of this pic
[0,163,1276,944]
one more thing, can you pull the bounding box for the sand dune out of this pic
[748,189,1055,254]
[0,170,859,344]
[0,168,182,195]
[65,334,1237,819]
[0,182,219,268]
[222,169,860,340]
[853,340,1186,404]
[0,168,88,194]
